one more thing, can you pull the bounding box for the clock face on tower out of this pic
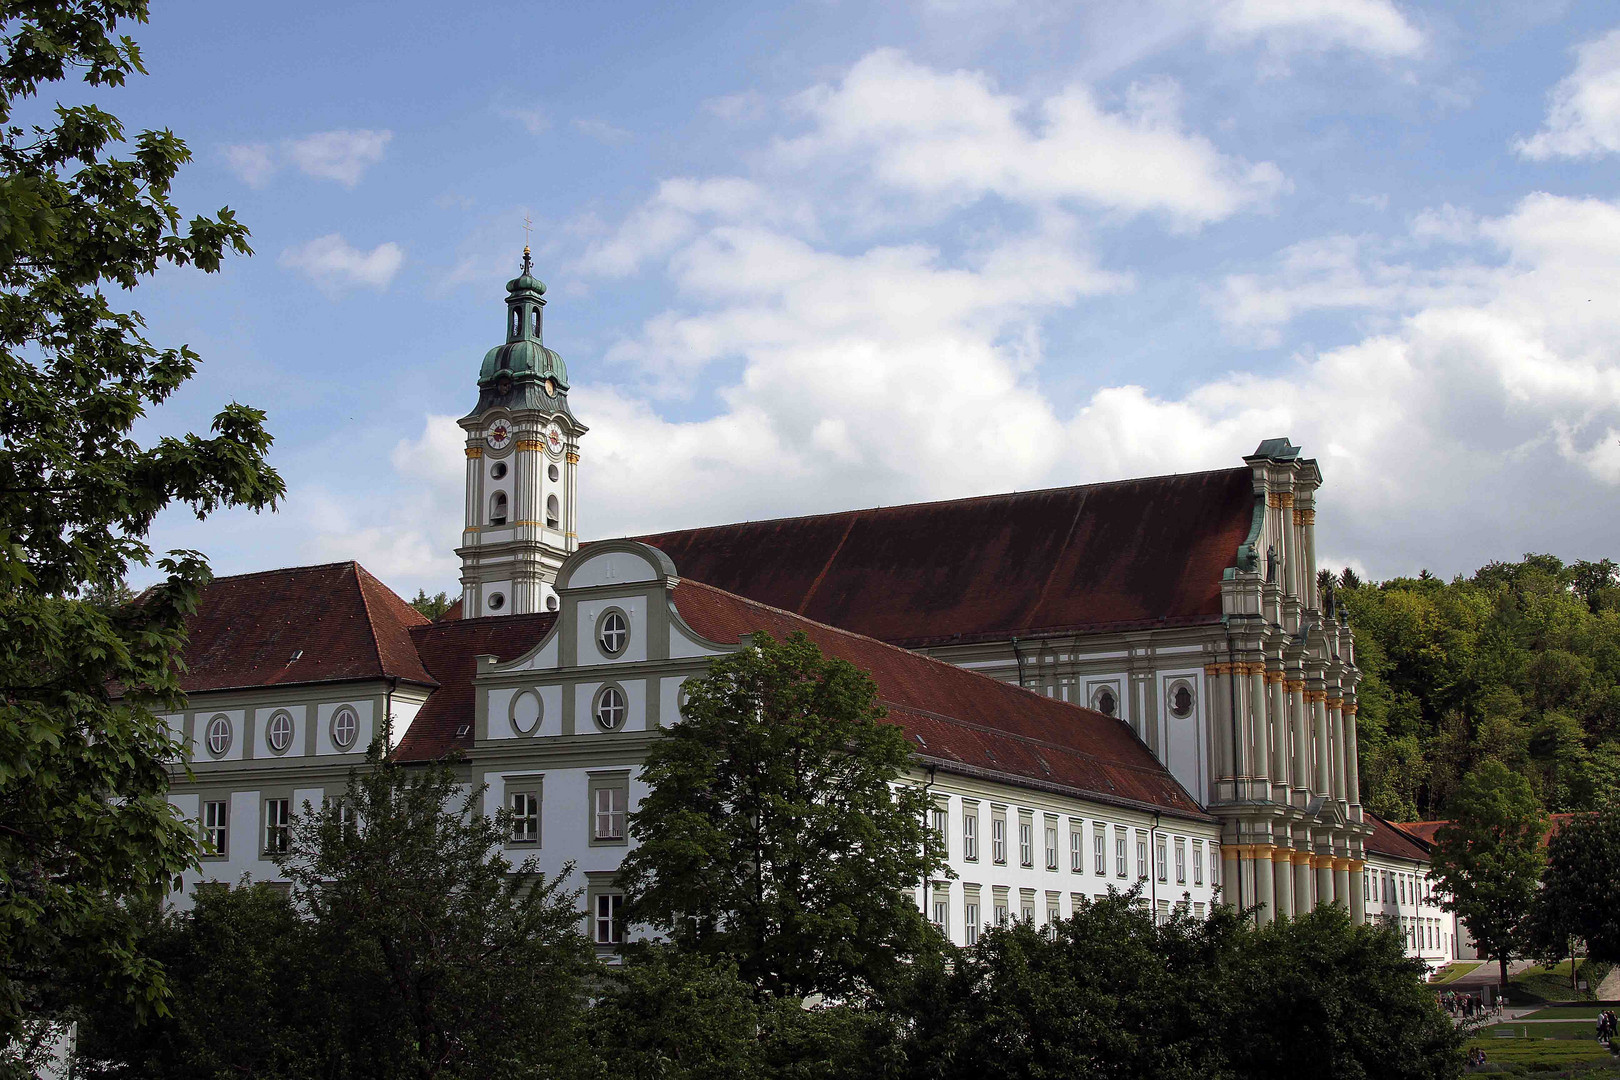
[485,420,512,451]
[543,422,564,455]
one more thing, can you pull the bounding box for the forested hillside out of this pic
[1333,556,1620,821]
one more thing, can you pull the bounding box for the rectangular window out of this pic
[1364,871,1371,901]
[964,903,980,946]
[1045,824,1059,871]
[263,798,290,855]
[1155,836,1168,883]
[1019,821,1033,868]
[1399,876,1406,904]
[1021,902,1035,923]
[1070,828,1083,873]
[931,807,949,852]
[202,800,228,857]
[1210,846,1220,886]
[1094,825,1106,875]
[594,892,623,945]
[595,786,625,841]
[510,789,540,844]
[994,902,1009,927]
[1193,841,1204,886]
[931,897,948,934]
[1136,832,1148,881]
[1115,827,1128,877]
[1174,838,1186,885]
[963,811,978,862]
[992,817,1007,864]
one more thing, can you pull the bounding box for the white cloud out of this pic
[284,129,392,187]
[577,177,806,278]
[502,105,549,136]
[575,117,632,144]
[1209,0,1423,57]
[222,142,277,188]
[279,234,404,295]
[778,49,1286,229]
[1516,27,1620,160]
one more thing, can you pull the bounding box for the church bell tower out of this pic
[455,249,586,617]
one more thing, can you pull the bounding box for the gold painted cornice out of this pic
[465,447,483,458]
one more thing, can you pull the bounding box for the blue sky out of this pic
[96,0,1620,595]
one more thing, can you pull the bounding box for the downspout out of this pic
[1226,630,1243,913]
[1151,809,1161,921]
[921,764,939,914]
[1011,636,1027,689]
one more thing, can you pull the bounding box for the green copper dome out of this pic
[477,248,569,391]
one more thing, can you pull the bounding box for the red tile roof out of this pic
[175,562,435,693]
[1397,813,1582,849]
[1365,812,1431,862]
[628,468,1256,648]
[396,612,557,761]
[671,578,1210,821]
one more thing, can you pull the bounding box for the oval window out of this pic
[595,686,627,731]
[1095,689,1116,717]
[331,706,359,750]
[548,463,559,482]
[510,690,542,735]
[266,710,294,753]
[488,592,506,611]
[598,610,627,656]
[1170,685,1194,718]
[206,714,232,757]
[490,461,508,480]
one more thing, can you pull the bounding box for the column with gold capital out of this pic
[1293,849,1315,911]
[1314,853,1334,909]
[1332,858,1352,911]
[1253,843,1275,924]
[1348,859,1366,923]
[1272,845,1295,919]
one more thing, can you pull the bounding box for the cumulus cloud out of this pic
[778,49,1286,228]
[279,234,404,295]
[577,177,807,278]
[1516,27,1620,160]
[222,129,392,188]
[1208,0,1423,57]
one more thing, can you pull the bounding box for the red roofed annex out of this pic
[163,260,1455,965]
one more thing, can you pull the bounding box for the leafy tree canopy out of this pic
[0,0,280,1050]
[1337,553,1620,818]
[1527,797,1620,967]
[408,589,453,620]
[616,630,948,1003]
[1429,759,1548,987]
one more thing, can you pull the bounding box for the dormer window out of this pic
[489,491,508,526]
[545,494,560,528]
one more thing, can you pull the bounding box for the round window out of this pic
[205,714,232,757]
[598,610,628,656]
[1095,688,1117,717]
[545,594,559,612]
[266,709,294,753]
[490,461,508,480]
[488,592,505,611]
[548,463,559,482]
[510,690,543,735]
[331,706,359,750]
[1169,684,1194,719]
[595,685,627,731]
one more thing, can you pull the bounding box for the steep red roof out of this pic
[1365,812,1431,862]
[396,613,557,761]
[628,469,1256,648]
[175,562,434,693]
[672,578,1210,820]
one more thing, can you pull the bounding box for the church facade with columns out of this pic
[156,257,1445,959]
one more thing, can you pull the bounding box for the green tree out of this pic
[616,631,946,1002]
[409,588,453,620]
[1223,906,1463,1080]
[1429,760,1548,986]
[0,0,279,1051]
[587,948,766,1080]
[1528,799,1620,967]
[896,889,1240,1080]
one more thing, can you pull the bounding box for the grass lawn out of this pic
[1534,1007,1615,1021]
[1464,1035,1620,1076]
[1511,960,1613,1004]
[1483,1020,1608,1040]
[1434,961,1485,984]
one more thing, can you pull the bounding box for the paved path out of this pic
[1597,966,1620,1001]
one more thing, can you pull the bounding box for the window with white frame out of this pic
[265,709,294,754]
[963,811,978,861]
[1070,828,1083,873]
[330,705,359,751]
[994,901,1009,927]
[964,902,980,946]
[1019,820,1033,868]
[1136,832,1148,881]
[1174,838,1186,885]
[992,816,1006,864]
[594,685,627,731]
[594,892,623,945]
[1047,901,1060,925]
[1044,822,1058,870]
[597,609,628,656]
[1094,825,1106,875]
[263,798,290,855]
[593,784,626,843]
[1193,841,1204,885]
[1155,836,1168,883]
[1115,828,1128,877]
[202,800,227,856]
[931,808,949,854]
[930,894,948,934]
[510,789,540,844]
[205,714,231,757]
[1021,900,1035,923]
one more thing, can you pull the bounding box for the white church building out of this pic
[160,256,1452,965]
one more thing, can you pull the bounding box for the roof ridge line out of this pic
[617,465,1250,540]
[200,560,361,584]
[882,700,1182,779]
[348,563,389,678]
